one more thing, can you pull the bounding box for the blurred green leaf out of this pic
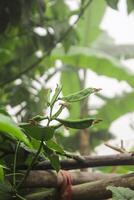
[107,186,134,200]
[0,165,4,182]
[60,67,80,119]
[0,114,31,147]
[105,0,119,10]
[51,46,134,87]
[97,92,134,130]
[127,0,134,14]
[77,0,106,45]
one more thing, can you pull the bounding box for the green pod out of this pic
[56,118,102,129]
[59,87,101,103]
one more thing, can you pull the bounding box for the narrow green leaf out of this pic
[46,140,64,154]
[0,165,4,182]
[127,0,134,14]
[0,114,31,147]
[20,123,56,141]
[52,106,64,119]
[56,118,102,129]
[50,85,62,107]
[106,0,119,10]
[60,88,101,103]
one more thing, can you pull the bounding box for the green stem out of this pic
[17,139,44,189]
[13,141,20,188]
[16,193,26,200]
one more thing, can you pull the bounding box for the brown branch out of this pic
[18,153,134,170]
[24,173,134,200]
[21,171,118,188]
[0,0,93,87]
[72,173,134,200]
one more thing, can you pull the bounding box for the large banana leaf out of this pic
[77,0,106,46]
[60,67,81,119]
[96,92,134,130]
[49,46,134,87]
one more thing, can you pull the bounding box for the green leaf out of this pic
[0,181,12,193]
[43,144,60,171]
[77,0,106,45]
[107,186,134,200]
[49,154,60,172]
[0,108,9,116]
[97,92,134,130]
[60,87,101,103]
[20,123,57,141]
[105,0,119,10]
[46,140,64,154]
[50,85,62,107]
[60,68,81,119]
[127,0,134,14]
[0,165,4,182]
[0,114,31,147]
[52,106,64,119]
[50,46,134,87]
[56,118,102,129]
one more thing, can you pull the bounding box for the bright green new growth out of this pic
[59,87,101,103]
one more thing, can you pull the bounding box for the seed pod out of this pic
[56,118,102,129]
[59,88,101,103]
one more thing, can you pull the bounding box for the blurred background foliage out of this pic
[0,0,134,157]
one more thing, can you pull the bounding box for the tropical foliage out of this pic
[0,0,134,199]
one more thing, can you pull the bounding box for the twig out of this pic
[104,142,127,153]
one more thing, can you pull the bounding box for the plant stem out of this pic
[13,141,20,188]
[17,139,44,189]
[16,193,26,200]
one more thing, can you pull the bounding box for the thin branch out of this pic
[0,0,93,87]
[104,142,127,153]
[18,153,134,170]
